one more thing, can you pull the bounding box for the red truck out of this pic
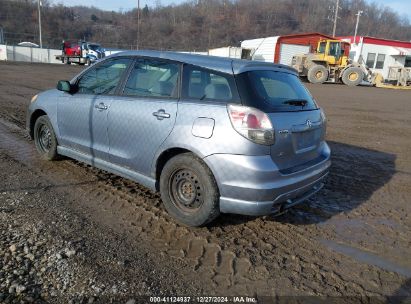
[62,41,81,57]
[56,40,105,65]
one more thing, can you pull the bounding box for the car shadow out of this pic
[387,278,411,303]
[213,140,397,227]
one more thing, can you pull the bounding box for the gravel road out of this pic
[0,62,410,303]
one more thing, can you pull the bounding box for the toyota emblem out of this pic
[306,120,312,128]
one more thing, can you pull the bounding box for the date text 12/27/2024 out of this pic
[149,296,257,303]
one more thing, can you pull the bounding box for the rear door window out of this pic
[182,65,238,102]
[236,70,318,112]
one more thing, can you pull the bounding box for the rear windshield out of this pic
[236,70,318,112]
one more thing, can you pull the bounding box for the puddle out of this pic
[320,239,411,278]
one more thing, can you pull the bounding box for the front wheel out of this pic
[33,115,59,161]
[160,153,220,227]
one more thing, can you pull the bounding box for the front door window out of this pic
[123,59,180,98]
[328,42,341,59]
[77,58,131,95]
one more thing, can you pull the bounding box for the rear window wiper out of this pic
[283,99,308,107]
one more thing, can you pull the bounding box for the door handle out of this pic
[153,109,170,120]
[95,103,108,111]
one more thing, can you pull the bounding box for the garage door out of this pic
[279,44,310,66]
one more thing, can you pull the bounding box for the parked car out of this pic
[17,42,40,48]
[27,51,330,226]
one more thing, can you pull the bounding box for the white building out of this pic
[339,36,411,79]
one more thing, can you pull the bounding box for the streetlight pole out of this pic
[332,0,339,37]
[354,10,363,44]
[137,0,140,50]
[0,27,4,44]
[37,0,43,48]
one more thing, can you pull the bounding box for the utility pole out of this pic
[332,0,340,37]
[137,0,140,50]
[354,10,363,44]
[0,27,4,44]
[37,0,43,48]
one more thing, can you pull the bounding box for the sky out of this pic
[52,0,411,22]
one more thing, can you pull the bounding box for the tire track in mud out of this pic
[0,119,399,297]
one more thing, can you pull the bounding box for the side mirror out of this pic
[57,80,72,93]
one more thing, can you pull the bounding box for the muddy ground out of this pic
[0,61,410,303]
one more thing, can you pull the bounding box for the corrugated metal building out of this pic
[241,32,334,65]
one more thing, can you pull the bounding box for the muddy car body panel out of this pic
[27,50,330,224]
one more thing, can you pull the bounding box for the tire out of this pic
[342,67,363,86]
[307,65,329,84]
[86,58,91,66]
[160,153,220,227]
[33,115,59,161]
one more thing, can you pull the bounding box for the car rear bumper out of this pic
[203,144,331,216]
[218,172,328,216]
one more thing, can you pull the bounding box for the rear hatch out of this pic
[236,70,326,173]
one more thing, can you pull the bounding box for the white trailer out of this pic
[241,36,279,62]
[241,33,335,64]
[208,47,251,59]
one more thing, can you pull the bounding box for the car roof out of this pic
[108,50,297,75]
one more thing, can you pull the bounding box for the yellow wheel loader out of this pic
[292,39,370,86]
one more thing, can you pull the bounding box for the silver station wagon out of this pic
[27,51,331,226]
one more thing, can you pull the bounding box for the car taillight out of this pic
[227,104,275,145]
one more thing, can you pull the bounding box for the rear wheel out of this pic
[307,65,329,84]
[342,67,363,86]
[160,153,220,226]
[33,116,59,161]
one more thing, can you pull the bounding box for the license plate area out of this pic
[293,129,321,152]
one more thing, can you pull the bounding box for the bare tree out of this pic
[0,0,409,50]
